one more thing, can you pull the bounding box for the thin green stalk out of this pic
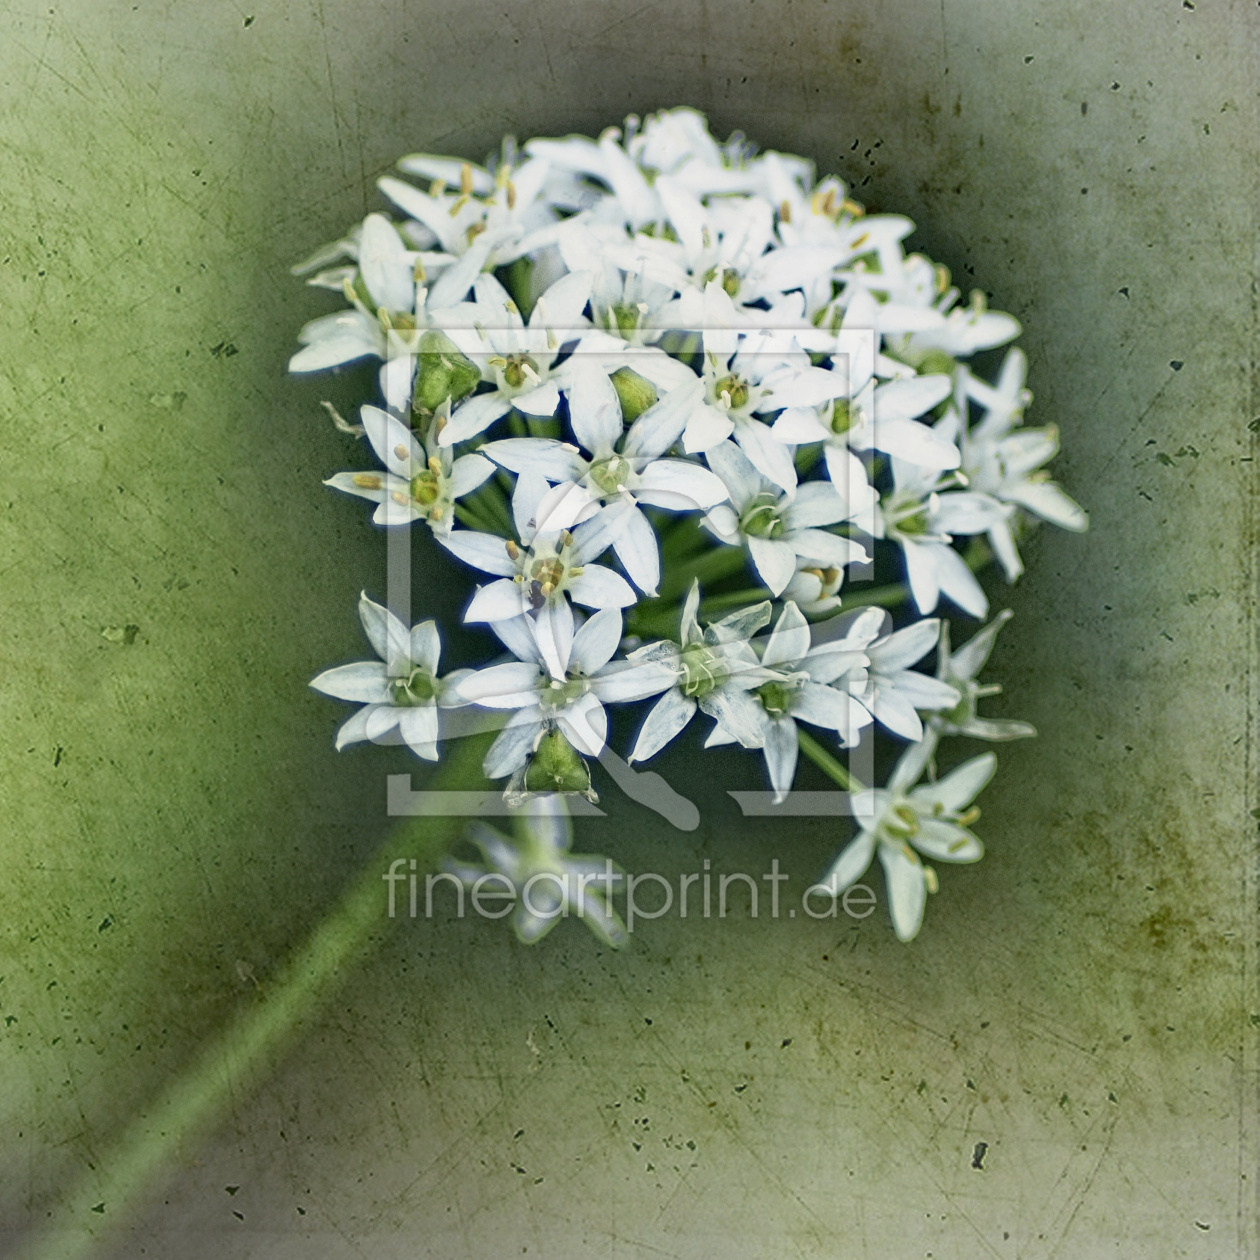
[699,586,772,613]
[20,735,495,1260]
[798,728,864,793]
[657,544,747,601]
[453,501,500,534]
[469,480,513,536]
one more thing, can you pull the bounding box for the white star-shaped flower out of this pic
[481,369,725,595]
[444,794,628,947]
[702,441,869,597]
[819,739,996,941]
[309,593,471,760]
[457,606,676,779]
[324,401,494,537]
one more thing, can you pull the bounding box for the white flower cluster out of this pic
[298,109,1086,943]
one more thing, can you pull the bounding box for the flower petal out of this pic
[449,453,496,499]
[629,688,697,762]
[566,364,624,457]
[611,505,661,596]
[439,392,511,447]
[911,751,996,813]
[570,606,623,676]
[484,708,543,777]
[409,620,441,675]
[440,530,518,577]
[820,829,876,894]
[747,536,797,597]
[465,578,528,622]
[309,661,390,703]
[734,417,797,494]
[558,691,608,756]
[879,843,928,942]
[763,600,810,668]
[458,661,545,708]
[358,593,411,668]
[621,377,705,459]
[535,598,575,681]
[634,459,729,512]
[481,437,585,480]
[591,659,678,704]
[398,704,440,760]
[763,716,799,803]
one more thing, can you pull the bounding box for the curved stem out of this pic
[797,728,865,793]
[19,734,496,1260]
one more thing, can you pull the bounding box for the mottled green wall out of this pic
[0,2,1255,1257]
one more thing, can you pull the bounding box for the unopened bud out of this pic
[412,330,481,415]
[609,367,658,423]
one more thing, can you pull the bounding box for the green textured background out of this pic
[1,2,1256,1257]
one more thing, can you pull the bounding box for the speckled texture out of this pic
[0,2,1256,1257]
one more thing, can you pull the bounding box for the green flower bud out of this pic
[610,367,658,421]
[830,399,853,435]
[412,331,481,416]
[524,728,594,796]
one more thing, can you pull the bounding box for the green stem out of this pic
[468,480,513,536]
[699,586,772,613]
[20,735,495,1260]
[657,544,748,601]
[454,501,500,534]
[797,728,864,793]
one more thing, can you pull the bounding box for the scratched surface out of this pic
[0,1,1256,1257]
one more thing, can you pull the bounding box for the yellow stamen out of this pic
[506,540,520,560]
[779,199,792,223]
[394,444,409,460]
[507,180,517,210]
[429,179,446,199]
[460,162,473,195]
[957,807,981,827]
[352,474,383,489]
[391,491,409,505]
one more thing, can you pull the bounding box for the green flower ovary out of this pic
[588,453,633,495]
[537,676,589,712]
[410,467,442,507]
[755,679,797,719]
[713,373,750,410]
[389,667,437,706]
[740,492,785,540]
[498,352,539,390]
[679,642,723,699]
